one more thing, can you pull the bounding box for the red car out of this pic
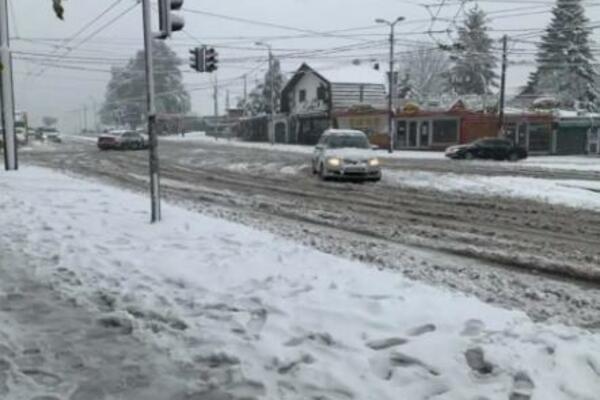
[97,131,147,151]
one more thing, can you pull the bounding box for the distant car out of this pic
[15,128,27,146]
[312,129,381,182]
[37,127,62,143]
[97,131,147,151]
[445,138,528,161]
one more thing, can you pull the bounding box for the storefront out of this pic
[503,113,553,154]
[396,117,460,150]
[335,107,388,147]
[588,126,600,154]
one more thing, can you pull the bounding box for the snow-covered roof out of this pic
[323,129,367,137]
[318,65,385,85]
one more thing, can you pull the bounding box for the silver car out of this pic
[312,129,381,182]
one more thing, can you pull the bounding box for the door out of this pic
[396,120,407,149]
[408,121,418,147]
[517,123,528,148]
[275,122,287,143]
[419,121,430,148]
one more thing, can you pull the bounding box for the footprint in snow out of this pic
[462,319,485,336]
[366,337,408,351]
[285,332,335,347]
[509,371,535,400]
[20,369,63,387]
[406,323,436,337]
[246,308,268,339]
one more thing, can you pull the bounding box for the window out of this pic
[316,86,326,101]
[327,135,369,149]
[432,120,458,144]
[299,89,306,102]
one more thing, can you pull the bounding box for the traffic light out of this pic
[189,46,218,73]
[189,47,204,72]
[157,0,184,39]
[205,47,218,73]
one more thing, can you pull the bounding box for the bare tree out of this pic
[399,47,450,102]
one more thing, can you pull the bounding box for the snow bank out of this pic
[1,167,600,399]
[160,131,207,141]
[384,170,600,211]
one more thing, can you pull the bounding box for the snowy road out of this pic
[20,137,600,329]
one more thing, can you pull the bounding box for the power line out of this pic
[34,1,139,78]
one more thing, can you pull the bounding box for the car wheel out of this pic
[507,152,519,162]
[318,163,327,180]
[464,151,475,160]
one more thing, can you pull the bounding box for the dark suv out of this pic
[445,138,528,161]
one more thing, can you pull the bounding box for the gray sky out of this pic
[8,0,600,132]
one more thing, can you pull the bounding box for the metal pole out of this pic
[0,0,17,170]
[83,104,88,132]
[142,0,161,222]
[269,49,275,145]
[387,24,395,153]
[243,74,248,115]
[213,76,218,118]
[498,35,508,135]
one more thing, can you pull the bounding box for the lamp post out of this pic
[255,41,275,145]
[376,16,405,153]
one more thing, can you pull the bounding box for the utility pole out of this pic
[376,16,405,154]
[255,42,275,145]
[142,0,160,222]
[226,89,230,111]
[83,105,88,132]
[213,76,219,118]
[0,0,17,170]
[244,74,248,110]
[498,35,508,136]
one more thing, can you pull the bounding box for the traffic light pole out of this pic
[0,0,17,171]
[142,0,161,222]
[387,25,395,153]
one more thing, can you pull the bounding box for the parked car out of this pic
[445,138,528,161]
[312,129,381,182]
[97,131,147,151]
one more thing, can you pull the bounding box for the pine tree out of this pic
[100,41,190,129]
[449,6,498,95]
[523,0,598,107]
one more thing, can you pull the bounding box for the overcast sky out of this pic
[7,0,600,132]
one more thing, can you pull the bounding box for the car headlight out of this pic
[368,158,380,167]
[327,157,341,167]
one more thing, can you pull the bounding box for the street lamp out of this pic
[376,16,405,153]
[255,41,276,145]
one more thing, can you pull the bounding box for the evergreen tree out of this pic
[522,0,598,107]
[100,41,190,129]
[240,57,285,116]
[449,6,498,95]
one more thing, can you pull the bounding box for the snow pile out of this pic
[159,131,207,141]
[1,167,600,399]
[384,169,600,211]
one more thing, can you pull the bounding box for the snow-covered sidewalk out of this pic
[1,167,600,399]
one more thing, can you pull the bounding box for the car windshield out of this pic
[327,135,369,149]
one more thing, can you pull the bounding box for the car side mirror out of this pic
[371,144,379,150]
